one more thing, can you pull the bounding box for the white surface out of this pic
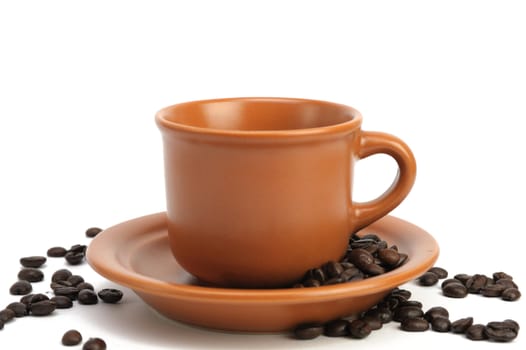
[0,0,524,348]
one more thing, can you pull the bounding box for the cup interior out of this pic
[157,98,356,131]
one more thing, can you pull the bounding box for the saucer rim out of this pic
[86,212,439,303]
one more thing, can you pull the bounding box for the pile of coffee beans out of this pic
[62,329,107,350]
[417,267,521,301]
[293,233,407,288]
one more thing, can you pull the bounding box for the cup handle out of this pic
[349,131,417,232]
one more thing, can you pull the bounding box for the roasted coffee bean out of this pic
[303,278,321,287]
[54,287,80,300]
[0,319,3,330]
[362,315,382,330]
[465,274,488,293]
[68,244,87,254]
[394,253,408,268]
[62,329,83,345]
[497,279,518,289]
[65,251,85,265]
[30,300,56,316]
[340,267,361,281]
[493,272,513,281]
[0,308,15,322]
[77,282,95,291]
[501,288,521,301]
[305,268,325,283]
[431,317,451,332]
[442,282,468,298]
[294,323,324,339]
[424,306,449,322]
[6,302,27,317]
[484,321,519,342]
[19,256,46,268]
[20,293,35,305]
[365,306,393,323]
[78,289,98,305]
[47,246,67,257]
[363,263,385,276]
[377,248,400,266]
[28,293,49,304]
[9,280,32,295]
[454,274,471,285]
[451,317,474,333]
[324,319,349,337]
[323,261,344,278]
[17,268,44,282]
[400,318,429,332]
[348,319,372,338]
[348,248,374,271]
[441,278,461,288]
[399,300,423,308]
[51,296,73,309]
[418,272,439,286]
[480,283,506,297]
[502,319,520,332]
[393,306,424,322]
[86,227,103,238]
[83,337,107,350]
[52,269,73,282]
[67,275,85,286]
[391,288,411,300]
[466,324,488,340]
[325,277,343,285]
[428,267,448,279]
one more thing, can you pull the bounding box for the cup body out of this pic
[156,98,414,288]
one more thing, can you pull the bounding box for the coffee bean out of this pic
[466,324,488,340]
[480,283,506,297]
[497,279,518,289]
[377,248,400,266]
[418,272,439,286]
[20,256,46,268]
[62,329,83,346]
[325,277,343,285]
[78,289,98,305]
[47,246,67,257]
[83,337,107,350]
[65,251,84,265]
[493,272,513,281]
[365,306,393,323]
[68,244,87,254]
[323,261,344,278]
[465,274,488,293]
[7,302,27,317]
[52,269,73,282]
[484,321,519,342]
[305,268,325,283]
[18,268,44,282]
[451,317,474,333]
[348,319,372,338]
[442,282,468,298]
[340,267,361,281]
[502,319,520,332]
[294,323,323,339]
[363,263,385,276]
[424,306,449,322]
[393,306,424,322]
[86,227,103,238]
[441,278,461,288]
[501,288,521,301]
[50,296,73,309]
[54,286,80,300]
[0,319,3,330]
[348,248,374,271]
[20,293,34,305]
[431,317,451,332]
[399,300,423,308]
[28,293,49,304]
[30,300,56,316]
[77,282,95,291]
[453,274,471,285]
[400,318,429,332]
[67,275,85,286]
[391,288,411,300]
[394,253,408,268]
[303,278,320,287]
[0,308,15,322]
[9,280,32,295]
[428,267,448,279]
[324,319,349,337]
[362,315,382,330]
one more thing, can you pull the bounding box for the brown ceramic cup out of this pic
[156,97,416,288]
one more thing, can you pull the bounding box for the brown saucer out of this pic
[86,212,439,332]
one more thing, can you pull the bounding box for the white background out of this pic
[0,0,524,349]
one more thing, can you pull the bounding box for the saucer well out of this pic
[86,212,439,332]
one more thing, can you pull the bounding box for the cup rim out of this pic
[155,97,362,138]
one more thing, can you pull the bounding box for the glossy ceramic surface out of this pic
[87,212,439,332]
[156,97,417,287]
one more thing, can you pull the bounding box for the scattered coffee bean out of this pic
[496,278,518,289]
[47,246,68,257]
[431,317,451,332]
[484,320,519,342]
[451,317,474,333]
[348,319,372,338]
[7,302,27,317]
[97,288,123,304]
[501,288,521,301]
[77,282,95,291]
[502,319,520,332]
[418,272,439,286]
[441,278,460,288]
[324,319,349,337]
[28,293,49,304]
[65,251,84,265]
[393,306,424,322]
[428,267,448,279]
[424,306,449,322]
[52,269,73,283]
[78,289,98,305]
[377,248,400,266]
[347,248,374,271]
[442,282,468,298]
[83,337,107,350]
[86,227,103,238]
[493,272,513,281]
[0,308,16,322]
[293,323,324,339]
[67,275,84,286]
[20,256,46,268]
[9,280,32,295]
[399,300,423,308]
[0,319,4,330]
[20,293,35,305]
[465,274,488,294]
[18,268,44,282]
[453,274,471,284]
[400,318,429,332]
[51,296,73,309]
[30,300,56,316]
[466,324,488,340]
[480,283,506,297]
[361,315,382,330]
[62,329,83,346]
[68,244,87,254]
[53,286,80,300]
